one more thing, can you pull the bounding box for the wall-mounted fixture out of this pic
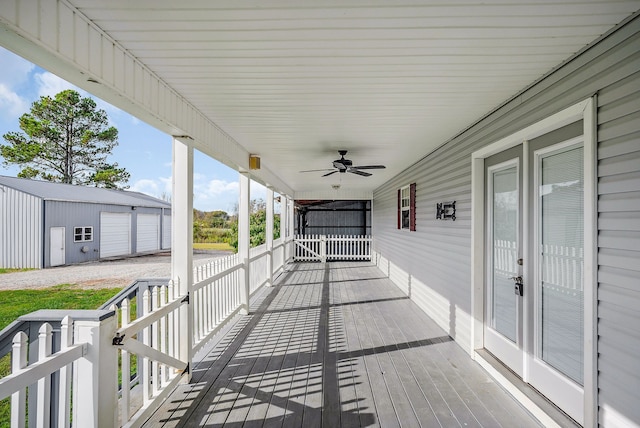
[436,201,456,221]
[131,206,136,210]
[249,155,261,170]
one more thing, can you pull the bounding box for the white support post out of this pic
[288,197,295,260]
[171,137,194,379]
[266,188,274,286]
[72,313,118,428]
[238,173,251,314]
[282,196,289,264]
[284,196,295,264]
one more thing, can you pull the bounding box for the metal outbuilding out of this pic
[0,175,171,269]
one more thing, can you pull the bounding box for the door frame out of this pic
[470,97,597,426]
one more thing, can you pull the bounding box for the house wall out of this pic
[372,14,640,426]
[43,201,169,267]
[0,186,42,269]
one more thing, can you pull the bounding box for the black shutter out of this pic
[397,188,401,229]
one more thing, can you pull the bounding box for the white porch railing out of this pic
[0,237,294,428]
[0,313,118,427]
[294,234,372,262]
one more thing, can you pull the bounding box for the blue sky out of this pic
[0,47,266,212]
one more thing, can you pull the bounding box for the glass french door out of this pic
[485,145,524,376]
[485,136,586,424]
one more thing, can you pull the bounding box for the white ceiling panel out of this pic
[68,0,640,196]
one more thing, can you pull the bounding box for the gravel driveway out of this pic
[0,250,232,290]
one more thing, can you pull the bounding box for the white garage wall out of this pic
[0,186,42,269]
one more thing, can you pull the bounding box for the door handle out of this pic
[510,276,524,296]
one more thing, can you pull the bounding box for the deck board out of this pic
[143,262,542,428]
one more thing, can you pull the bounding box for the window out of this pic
[74,226,93,242]
[397,183,416,231]
[401,186,410,228]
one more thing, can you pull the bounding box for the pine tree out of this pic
[1,89,129,188]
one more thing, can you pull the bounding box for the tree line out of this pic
[194,200,280,251]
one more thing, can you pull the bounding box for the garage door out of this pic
[162,214,171,249]
[137,214,160,253]
[100,212,131,258]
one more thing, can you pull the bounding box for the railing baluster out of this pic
[121,298,131,422]
[168,280,175,359]
[142,290,151,404]
[151,287,160,397]
[160,285,169,387]
[36,323,52,428]
[11,331,28,428]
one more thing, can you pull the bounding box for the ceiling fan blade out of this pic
[322,170,339,177]
[352,165,386,170]
[349,169,372,177]
[299,168,335,173]
[332,161,348,170]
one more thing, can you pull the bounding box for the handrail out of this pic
[0,343,86,400]
[99,278,169,310]
[114,293,185,341]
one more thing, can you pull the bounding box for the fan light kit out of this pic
[300,150,386,177]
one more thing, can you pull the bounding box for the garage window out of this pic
[74,226,93,242]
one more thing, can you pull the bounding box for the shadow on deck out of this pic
[143,262,541,427]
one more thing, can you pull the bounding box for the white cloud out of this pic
[159,176,172,194]
[0,48,34,87]
[0,83,29,118]
[130,176,172,200]
[35,71,78,98]
[251,182,267,201]
[207,179,239,195]
[130,178,160,196]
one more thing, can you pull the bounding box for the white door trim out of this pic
[470,97,597,426]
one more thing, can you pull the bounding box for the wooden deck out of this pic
[143,262,542,427]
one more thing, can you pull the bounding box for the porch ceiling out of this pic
[68,1,639,196]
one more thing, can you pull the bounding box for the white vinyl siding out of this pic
[100,212,131,258]
[373,16,640,425]
[595,61,640,426]
[0,187,42,269]
[137,213,160,253]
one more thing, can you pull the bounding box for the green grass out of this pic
[0,285,121,427]
[0,268,34,274]
[193,242,234,251]
[0,285,120,331]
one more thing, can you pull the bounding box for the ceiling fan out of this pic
[300,150,386,177]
